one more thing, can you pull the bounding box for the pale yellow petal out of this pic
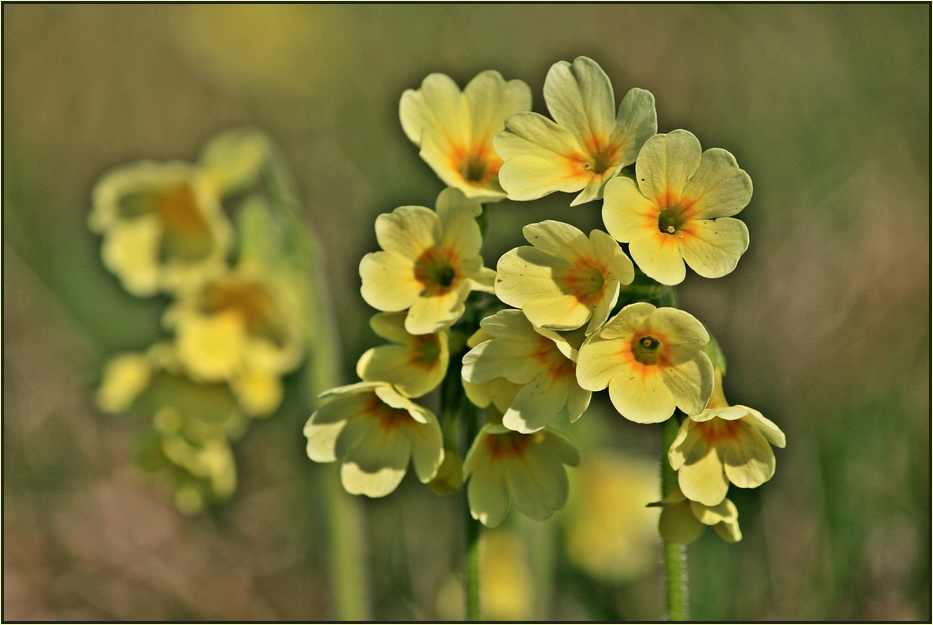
[543,57,615,147]
[737,407,786,448]
[368,311,415,345]
[406,416,444,483]
[356,343,445,399]
[659,344,714,416]
[303,420,345,463]
[681,148,752,219]
[610,87,658,167]
[690,496,738,526]
[374,205,441,259]
[359,251,421,312]
[463,70,532,147]
[523,220,592,258]
[575,332,624,392]
[565,382,592,423]
[501,371,569,433]
[635,130,702,204]
[341,462,407,498]
[495,247,568,305]
[607,365,677,424]
[399,72,468,148]
[539,428,581,467]
[100,214,163,297]
[436,187,483,257]
[96,353,152,413]
[465,435,510,527]
[505,450,569,520]
[230,368,283,416]
[602,176,658,244]
[720,425,776,488]
[679,218,749,279]
[405,288,467,335]
[336,416,411,475]
[627,231,687,286]
[678,444,729,507]
[176,311,246,381]
[714,518,743,543]
[658,500,705,545]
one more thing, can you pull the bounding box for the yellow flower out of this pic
[651,487,742,545]
[602,129,752,285]
[461,309,591,433]
[494,56,656,206]
[356,312,449,398]
[165,266,304,416]
[563,453,660,584]
[668,369,786,506]
[359,188,496,335]
[400,70,532,201]
[576,302,713,424]
[88,161,233,297]
[463,424,579,527]
[495,220,634,335]
[461,327,521,413]
[303,382,444,498]
[96,352,153,413]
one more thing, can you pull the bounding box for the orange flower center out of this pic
[366,395,413,431]
[559,260,607,306]
[414,247,459,295]
[657,194,697,236]
[201,279,286,346]
[531,335,576,380]
[118,182,215,261]
[630,333,663,366]
[410,334,443,369]
[452,144,501,185]
[697,417,743,445]
[581,136,620,175]
[484,430,537,461]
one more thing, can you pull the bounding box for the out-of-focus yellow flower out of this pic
[463,424,579,527]
[198,128,273,197]
[462,309,591,434]
[576,302,713,424]
[651,486,742,545]
[563,453,660,584]
[668,369,786,505]
[303,382,444,498]
[494,56,656,206]
[88,161,233,297]
[356,312,449,398]
[495,220,634,335]
[160,431,237,501]
[165,266,304,416]
[96,352,153,413]
[400,71,532,202]
[602,129,752,285]
[359,188,496,335]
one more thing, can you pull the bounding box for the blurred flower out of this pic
[88,161,233,297]
[669,369,786,505]
[651,486,742,545]
[164,265,304,417]
[563,453,660,584]
[198,128,273,197]
[356,312,449,398]
[494,56,656,206]
[495,220,634,335]
[359,188,496,334]
[576,302,713,423]
[461,309,591,434]
[400,70,532,202]
[304,382,444,497]
[463,423,579,527]
[96,352,153,413]
[602,129,752,285]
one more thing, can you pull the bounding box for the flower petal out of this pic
[659,345,714,416]
[681,148,752,219]
[406,416,444,483]
[720,424,776,488]
[100,214,163,297]
[658,500,705,545]
[465,438,511,527]
[610,87,658,167]
[436,187,483,258]
[374,205,441,259]
[340,462,407,498]
[359,251,421,312]
[304,420,345,463]
[679,218,749,279]
[540,428,581,467]
[543,57,615,148]
[405,287,467,334]
[601,176,658,245]
[627,231,686,286]
[737,406,786,448]
[464,70,533,150]
[505,450,568,520]
[635,130,702,204]
[368,311,414,345]
[502,371,569,433]
[678,443,729,506]
[399,73,468,148]
[607,364,677,424]
[565,383,592,423]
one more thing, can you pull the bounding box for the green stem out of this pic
[463,491,482,621]
[324,466,370,620]
[661,415,688,621]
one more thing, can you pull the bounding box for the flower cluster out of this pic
[92,129,314,514]
[306,56,785,539]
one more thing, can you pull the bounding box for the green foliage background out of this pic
[4,5,929,620]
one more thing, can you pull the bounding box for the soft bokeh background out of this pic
[4,4,929,621]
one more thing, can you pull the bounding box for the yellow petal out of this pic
[658,500,705,545]
[176,311,246,380]
[607,364,677,424]
[374,205,441,259]
[677,443,729,507]
[501,371,570,433]
[230,368,283,416]
[720,424,776,489]
[464,70,532,150]
[610,87,658,167]
[681,148,752,219]
[406,415,444,483]
[303,420,345,463]
[399,72,468,148]
[679,218,749,279]
[405,287,468,335]
[359,251,421,312]
[100,214,163,297]
[340,463,407,498]
[658,344,714,416]
[96,353,152,413]
[737,406,786,448]
[602,176,658,244]
[627,231,687,286]
[635,130,702,204]
[543,57,616,147]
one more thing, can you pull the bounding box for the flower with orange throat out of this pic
[602,129,752,285]
[668,368,786,506]
[576,302,713,424]
[356,311,449,399]
[650,486,742,545]
[359,187,496,335]
[495,220,634,335]
[400,70,532,202]
[461,309,591,434]
[303,382,444,498]
[494,56,657,207]
[463,422,579,527]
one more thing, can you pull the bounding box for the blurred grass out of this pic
[3,4,929,620]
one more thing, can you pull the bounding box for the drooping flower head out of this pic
[356,311,449,398]
[668,368,786,505]
[463,423,579,527]
[304,382,444,498]
[462,309,591,434]
[400,70,532,201]
[88,161,233,297]
[494,56,657,206]
[576,302,713,423]
[602,129,752,285]
[650,486,742,545]
[164,265,304,416]
[495,220,634,335]
[359,187,496,335]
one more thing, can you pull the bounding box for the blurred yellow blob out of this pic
[96,352,153,413]
[563,452,661,584]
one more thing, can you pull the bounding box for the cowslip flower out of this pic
[495,220,634,335]
[400,70,532,202]
[303,382,443,498]
[164,267,304,416]
[88,161,233,297]
[494,56,657,206]
[668,369,786,505]
[576,302,713,423]
[461,328,521,413]
[650,486,742,545]
[461,309,591,434]
[602,129,752,285]
[356,311,449,398]
[96,352,153,413]
[359,187,496,335]
[463,423,579,527]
